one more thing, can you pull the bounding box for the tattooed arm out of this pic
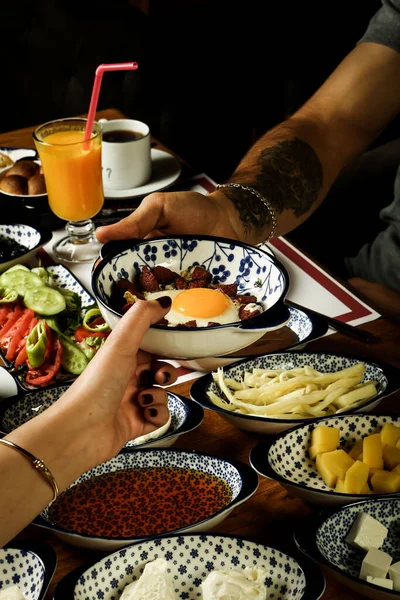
[96,42,400,246]
[213,41,400,243]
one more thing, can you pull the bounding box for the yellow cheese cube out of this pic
[316,453,338,488]
[361,483,371,494]
[392,464,400,475]
[308,443,336,461]
[335,479,346,492]
[318,449,354,481]
[363,434,383,468]
[368,466,383,481]
[348,439,363,460]
[358,453,364,461]
[344,460,370,494]
[396,438,400,450]
[370,470,400,493]
[383,445,400,470]
[381,423,400,447]
[311,426,340,451]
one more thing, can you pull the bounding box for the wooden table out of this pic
[3,111,400,600]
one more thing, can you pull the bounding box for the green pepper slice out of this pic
[82,308,110,332]
[0,286,18,304]
[26,320,48,368]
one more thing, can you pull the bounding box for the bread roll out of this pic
[0,174,28,195]
[6,160,39,179]
[28,173,46,195]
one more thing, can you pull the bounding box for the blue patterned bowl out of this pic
[0,541,56,600]
[190,351,399,436]
[0,224,52,273]
[294,497,400,600]
[0,387,204,450]
[33,448,259,551]
[53,533,325,600]
[91,235,290,359]
[250,413,400,508]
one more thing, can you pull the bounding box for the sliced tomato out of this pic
[5,308,35,361]
[14,345,27,367]
[25,338,63,386]
[74,325,109,343]
[0,306,24,340]
[0,306,13,327]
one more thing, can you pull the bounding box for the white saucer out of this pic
[103,148,182,200]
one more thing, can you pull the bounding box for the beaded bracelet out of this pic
[0,438,59,503]
[215,182,278,241]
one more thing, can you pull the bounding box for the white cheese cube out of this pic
[366,576,393,590]
[389,561,400,591]
[360,549,392,580]
[0,585,26,600]
[345,512,388,551]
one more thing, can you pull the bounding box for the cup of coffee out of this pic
[100,119,151,190]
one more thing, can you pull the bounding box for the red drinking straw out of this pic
[84,62,139,142]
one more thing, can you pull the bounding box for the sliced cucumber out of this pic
[24,286,66,315]
[0,270,45,296]
[60,338,89,374]
[3,264,30,273]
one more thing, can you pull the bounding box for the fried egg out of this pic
[145,288,241,327]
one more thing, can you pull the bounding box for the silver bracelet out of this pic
[215,183,278,241]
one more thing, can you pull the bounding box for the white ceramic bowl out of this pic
[33,448,259,551]
[0,223,52,273]
[178,303,329,372]
[190,351,400,436]
[0,540,56,600]
[53,533,325,600]
[0,386,204,450]
[91,235,290,360]
[250,413,400,508]
[294,497,400,600]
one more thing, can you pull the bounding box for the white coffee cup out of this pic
[100,119,151,190]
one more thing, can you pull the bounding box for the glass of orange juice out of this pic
[33,118,104,263]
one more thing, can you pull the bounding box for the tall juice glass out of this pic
[33,118,104,263]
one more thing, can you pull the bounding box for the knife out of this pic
[285,299,380,343]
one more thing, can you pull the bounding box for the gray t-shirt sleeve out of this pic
[359,0,400,53]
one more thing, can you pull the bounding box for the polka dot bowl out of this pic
[250,413,400,508]
[0,223,52,274]
[91,235,290,360]
[190,351,400,436]
[33,448,259,552]
[53,533,325,600]
[0,540,56,600]
[294,497,400,600]
[0,386,204,450]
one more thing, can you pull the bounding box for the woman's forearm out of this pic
[0,403,96,547]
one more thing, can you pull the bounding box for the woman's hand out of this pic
[96,190,242,243]
[40,297,178,475]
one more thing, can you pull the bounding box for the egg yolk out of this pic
[172,288,230,318]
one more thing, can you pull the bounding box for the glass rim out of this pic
[33,117,102,147]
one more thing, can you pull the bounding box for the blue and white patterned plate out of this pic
[0,224,52,274]
[191,351,399,436]
[33,448,259,551]
[250,413,400,508]
[92,235,291,360]
[1,263,97,393]
[294,497,400,600]
[53,533,325,600]
[0,541,57,600]
[0,387,204,450]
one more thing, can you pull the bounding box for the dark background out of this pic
[1,0,391,182]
